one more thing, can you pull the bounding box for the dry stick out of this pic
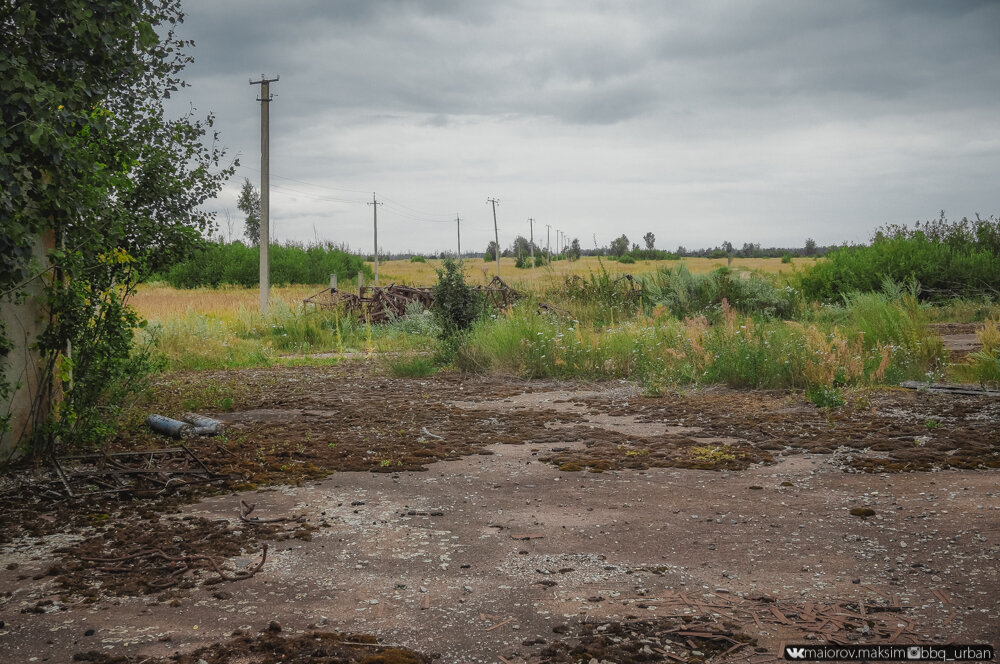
[240,499,295,524]
[485,617,515,632]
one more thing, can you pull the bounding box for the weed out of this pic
[387,355,437,378]
[690,445,739,463]
[806,385,845,409]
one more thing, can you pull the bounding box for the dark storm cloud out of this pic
[170,0,1000,250]
[180,0,1000,125]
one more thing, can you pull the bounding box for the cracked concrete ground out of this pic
[1,378,998,663]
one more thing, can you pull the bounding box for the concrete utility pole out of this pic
[546,224,551,260]
[455,214,462,264]
[249,74,278,315]
[487,197,501,278]
[368,192,383,285]
[527,218,535,270]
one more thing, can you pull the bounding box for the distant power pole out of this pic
[455,214,462,264]
[546,224,551,259]
[368,192,383,285]
[557,230,562,256]
[249,74,278,314]
[527,218,535,270]
[487,197,501,278]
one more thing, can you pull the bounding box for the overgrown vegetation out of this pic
[431,259,482,338]
[644,265,800,320]
[1,1,232,457]
[799,213,1000,301]
[155,241,370,288]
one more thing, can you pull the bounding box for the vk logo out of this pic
[786,647,807,659]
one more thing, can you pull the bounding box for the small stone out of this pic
[267,621,282,633]
[84,629,95,637]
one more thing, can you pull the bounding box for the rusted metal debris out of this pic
[303,277,519,323]
[50,446,214,498]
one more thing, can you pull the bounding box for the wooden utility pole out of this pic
[249,74,278,315]
[456,214,462,264]
[487,197,501,277]
[527,218,535,270]
[368,192,383,285]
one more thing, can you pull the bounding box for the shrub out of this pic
[159,241,370,288]
[798,213,1000,300]
[410,255,427,263]
[644,265,800,320]
[431,258,482,337]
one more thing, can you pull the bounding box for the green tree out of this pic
[568,238,582,260]
[483,240,499,262]
[0,1,234,454]
[643,232,655,250]
[804,238,817,256]
[610,234,630,256]
[238,178,261,245]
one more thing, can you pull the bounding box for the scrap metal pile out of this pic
[49,446,216,498]
[303,276,519,323]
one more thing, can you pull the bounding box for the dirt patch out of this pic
[527,617,754,663]
[3,365,998,548]
[45,512,309,600]
[570,387,1000,473]
[71,628,432,663]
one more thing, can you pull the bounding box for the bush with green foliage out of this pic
[798,214,1000,300]
[644,265,801,320]
[1,0,232,455]
[431,258,482,338]
[410,255,426,263]
[157,241,370,288]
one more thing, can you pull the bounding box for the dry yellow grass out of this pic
[131,284,320,321]
[376,255,812,289]
[131,256,812,321]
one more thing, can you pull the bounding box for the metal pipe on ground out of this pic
[182,413,225,436]
[146,414,193,439]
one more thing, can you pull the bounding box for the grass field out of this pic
[131,256,811,320]
[377,255,812,289]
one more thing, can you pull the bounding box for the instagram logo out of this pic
[907,647,921,660]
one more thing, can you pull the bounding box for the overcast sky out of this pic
[169,0,1000,254]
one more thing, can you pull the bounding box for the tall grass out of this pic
[967,320,1000,387]
[143,296,437,370]
[644,265,801,319]
[453,300,913,394]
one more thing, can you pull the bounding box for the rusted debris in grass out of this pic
[303,276,519,323]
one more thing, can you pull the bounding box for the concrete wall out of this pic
[1,233,50,461]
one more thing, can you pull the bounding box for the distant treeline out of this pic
[151,241,371,288]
